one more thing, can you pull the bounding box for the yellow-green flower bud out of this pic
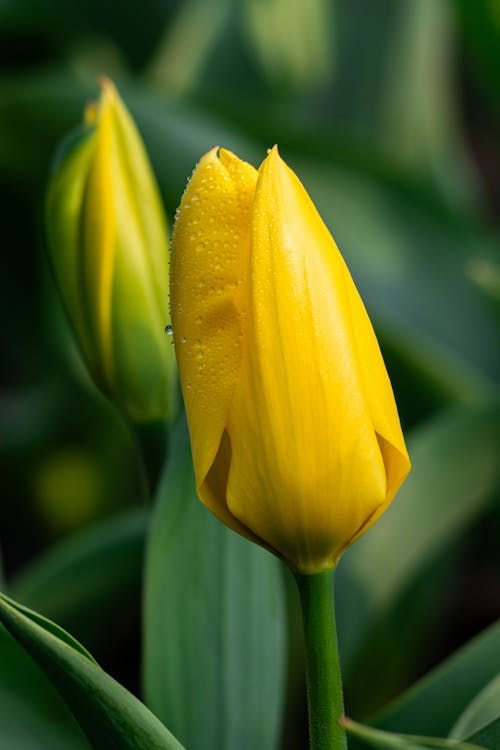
[170,146,410,574]
[46,79,176,424]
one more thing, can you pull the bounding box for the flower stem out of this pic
[132,422,168,501]
[294,568,347,750]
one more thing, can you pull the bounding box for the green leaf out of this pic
[465,716,500,750]
[0,625,90,749]
[342,718,484,750]
[337,402,500,712]
[10,507,148,647]
[450,675,500,749]
[144,416,287,750]
[0,594,185,750]
[371,621,500,737]
[454,0,500,116]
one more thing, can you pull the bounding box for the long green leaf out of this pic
[0,625,90,749]
[144,416,286,750]
[0,594,185,750]
[343,718,484,750]
[371,621,500,736]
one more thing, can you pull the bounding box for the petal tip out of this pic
[97,76,118,105]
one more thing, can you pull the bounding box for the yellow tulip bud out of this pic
[170,146,410,573]
[46,79,176,424]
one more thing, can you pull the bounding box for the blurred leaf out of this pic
[198,0,477,205]
[454,0,500,114]
[465,717,500,750]
[337,401,500,712]
[369,0,477,203]
[147,0,232,95]
[343,718,483,750]
[371,621,500,736]
[450,675,500,746]
[0,0,177,69]
[0,594,185,750]
[144,416,287,750]
[467,257,500,318]
[0,625,90,749]
[10,507,147,646]
[242,0,333,92]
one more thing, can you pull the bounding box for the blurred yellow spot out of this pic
[34,449,104,533]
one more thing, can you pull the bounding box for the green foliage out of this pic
[371,621,500,737]
[450,675,500,749]
[343,718,484,750]
[0,626,90,749]
[144,417,287,750]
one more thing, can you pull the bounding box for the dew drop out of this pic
[165,324,173,335]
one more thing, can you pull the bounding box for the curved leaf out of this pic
[0,594,185,750]
[450,675,500,749]
[343,718,484,750]
[0,626,90,749]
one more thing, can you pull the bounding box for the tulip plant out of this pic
[171,144,410,749]
[0,80,498,750]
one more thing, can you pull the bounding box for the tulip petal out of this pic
[341,273,411,547]
[45,130,97,374]
[170,148,261,539]
[82,89,116,385]
[224,147,401,572]
[101,82,173,420]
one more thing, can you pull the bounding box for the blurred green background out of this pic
[0,0,499,747]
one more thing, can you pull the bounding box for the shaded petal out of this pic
[170,148,260,536]
[45,130,97,372]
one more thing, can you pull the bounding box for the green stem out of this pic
[131,422,168,500]
[294,568,347,750]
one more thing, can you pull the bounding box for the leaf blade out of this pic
[0,594,185,750]
[143,416,287,750]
